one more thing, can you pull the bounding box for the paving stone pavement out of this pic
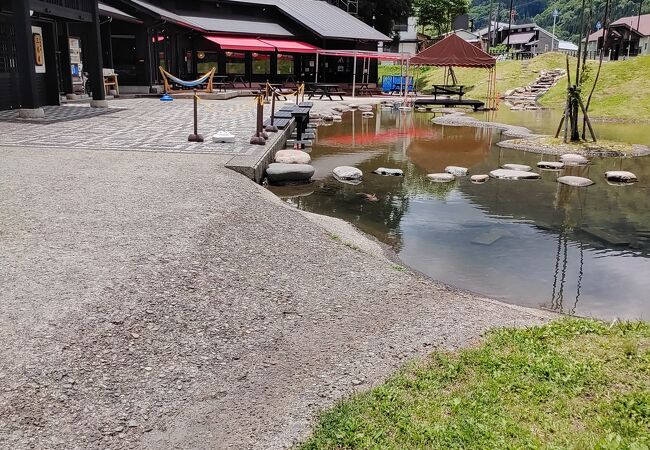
[0,98,268,155]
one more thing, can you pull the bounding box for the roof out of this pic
[587,14,650,41]
[410,34,496,67]
[437,29,483,42]
[476,21,509,37]
[98,2,141,23]
[182,15,293,37]
[502,31,535,45]
[222,0,390,41]
[126,0,196,28]
[558,40,578,51]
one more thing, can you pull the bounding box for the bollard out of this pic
[187,89,204,142]
[250,94,266,145]
[265,91,278,132]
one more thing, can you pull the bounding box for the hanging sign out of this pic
[32,26,46,73]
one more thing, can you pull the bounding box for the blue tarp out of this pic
[381,75,415,93]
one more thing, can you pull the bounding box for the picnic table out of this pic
[306,83,345,101]
[212,75,235,92]
[231,75,248,88]
[355,82,374,96]
[430,85,466,99]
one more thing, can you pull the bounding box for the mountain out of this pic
[470,0,650,42]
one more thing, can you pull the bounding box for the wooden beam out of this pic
[29,0,93,22]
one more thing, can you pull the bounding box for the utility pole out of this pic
[506,0,514,51]
[552,9,559,51]
[486,0,494,53]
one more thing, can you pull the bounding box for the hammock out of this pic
[159,66,216,93]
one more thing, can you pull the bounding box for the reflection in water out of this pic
[270,107,650,320]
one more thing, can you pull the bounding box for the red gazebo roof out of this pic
[410,34,496,68]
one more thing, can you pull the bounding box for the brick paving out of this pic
[0,98,266,155]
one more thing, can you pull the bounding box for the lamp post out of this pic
[552,9,559,51]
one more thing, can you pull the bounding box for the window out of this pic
[196,51,218,74]
[277,53,294,75]
[225,51,245,74]
[252,52,270,75]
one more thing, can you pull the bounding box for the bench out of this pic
[430,85,466,99]
[263,117,291,129]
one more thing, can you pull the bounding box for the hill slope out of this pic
[379,53,650,120]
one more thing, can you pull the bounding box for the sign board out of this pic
[32,26,46,73]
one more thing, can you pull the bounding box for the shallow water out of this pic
[269,108,650,320]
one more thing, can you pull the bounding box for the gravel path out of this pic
[0,146,554,449]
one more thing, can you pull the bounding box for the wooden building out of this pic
[0,0,389,112]
[0,0,108,114]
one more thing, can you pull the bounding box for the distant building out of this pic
[558,40,579,56]
[429,29,485,51]
[476,22,556,55]
[586,14,650,60]
[389,17,429,55]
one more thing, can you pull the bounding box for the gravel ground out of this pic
[0,145,554,449]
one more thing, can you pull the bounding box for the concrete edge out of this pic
[225,119,295,183]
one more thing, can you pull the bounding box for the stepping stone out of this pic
[266,163,314,184]
[560,153,589,165]
[605,171,637,183]
[470,174,489,183]
[557,175,594,187]
[445,166,468,176]
[275,149,311,164]
[537,161,564,170]
[502,163,531,171]
[489,169,540,180]
[333,166,363,184]
[372,167,404,176]
[427,173,455,182]
[212,131,235,143]
[471,228,514,246]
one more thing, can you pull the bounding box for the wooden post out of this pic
[188,89,204,142]
[12,0,39,110]
[250,94,266,145]
[265,91,278,132]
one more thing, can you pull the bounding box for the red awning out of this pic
[259,38,319,53]
[204,36,274,52]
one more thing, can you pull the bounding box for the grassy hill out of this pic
[379,53,650,121]
[540,55,650,121]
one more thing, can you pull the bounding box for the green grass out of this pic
[540,55,650,121]
[299,319,650,450]
[380,53,650,120]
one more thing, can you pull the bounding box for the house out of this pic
[0,0,390,111]
[476,21,555,55]
[389,17,429,55]
[558,40,579,56]
[586,14,650,60]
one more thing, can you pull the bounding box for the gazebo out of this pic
[409,34,498,110]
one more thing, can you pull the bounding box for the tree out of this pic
[414,0,470,36]
[356,0,414,37]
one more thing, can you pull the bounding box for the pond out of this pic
[269,107,650,320]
